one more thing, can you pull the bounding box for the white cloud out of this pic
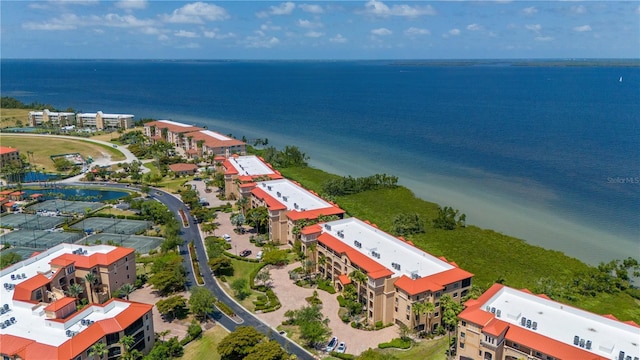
[522,6,537,15]
[636,5,640,15]
[158,34,169,41]
[163,2,229,24]
[300,4,324,14]
[573,25,591,32]
[466,23,482,31]
[448,28,461,36]
[364,0,435,17]
[23,14,80,30]
[570,5,586,15]
[103,14,154,28]
[261,22,282,31]
[93,29,104,34]
[305,31,324,38]
[115,0,147,10]
[175,30,198,38]
[178,42,200,49]
[330,34,347,43]
[256,2,296,18]
[534,36,554,42]
[404,27,430,36]
[140,26,162,35]
[371,27,392,36]
[525,24,542,33]
[297,19,323,29]
[245,35,280,48]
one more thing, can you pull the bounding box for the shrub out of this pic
[317,279,336,294]
[378,338,412,349]
[215,301,235,317]
[337,295,347,307]
[329,352,356,360]
[375,321,384,330]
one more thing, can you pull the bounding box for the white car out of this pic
[325,337,338,352]
[256,251,263,260]
[336,342,346,354]
[222,234,231,242]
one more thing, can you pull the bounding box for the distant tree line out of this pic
[1,96,74,112]
[261,145,309,168]
[322,173,399,196]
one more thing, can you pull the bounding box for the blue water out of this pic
[2,59,639,263]
[21,171,60,182]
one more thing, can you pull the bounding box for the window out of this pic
[460,342,465,349]
[395,298,398,304]
[435,302,440,307]
[416,295,420,301]
[453,292,458,298]
[34,289,43,301]
[461,321,467,327]
[106,333,120,345]
[454,283,459,288]
[406,305,410,311]
[395,307,398,312]
[436,291,441,298]
[460,332,465,338]
[434,312,439,317]
[406,315,410,320]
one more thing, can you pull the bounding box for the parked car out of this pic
[239,249,252,257]
[222,234,232,242]
[325,337,338,352]
[256,251,263,260]
[336,342,346,354]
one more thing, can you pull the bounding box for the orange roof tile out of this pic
[168,163,198,172]
[30,193,43,198]
[10,191,25,196]
[0,197,6,202]
[394,267,473,296]
[251,187,287,211]
[50,257,76,267]
[0,334,35,356]
[3,202,16,207]
[287,206,345,221]
[505,325,605,360]
[300,224,322,235]
[188,130,245,149]
[0,190,13,195]
[318,233,394,279]
[483,318,510,337]
[0,146,19,155]
[44,297,76,312]
[338,274,351,285]
[145,120,203,134]
[13,273,52,302]
[50,247,134,270]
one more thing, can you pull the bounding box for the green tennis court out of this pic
[27,199,104,214]
[0,214,67,230]
[71,217,150,235]
[81,234,163,254]
[0,229,82,249]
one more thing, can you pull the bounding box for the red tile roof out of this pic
[0,146,19,155]
[0,334,36,356]
[10,191,25,196]
[44,297,76,312]
[168,163,198,172]
[251,187,287,211]
[287,206,345,221]
[318,232,394,279]
[338,274,351,285]
[394,267,473,296]
[13,273,53,302]
[30,193,43,198]
[145,120,203,134]
[50,247,134,270]
[300,224,322,235]
[188,130,245,150]
[3,201,16,207]
[0,190,13,195]
[482,318,510,337]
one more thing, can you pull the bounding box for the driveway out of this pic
[128,284,191,341]
[257,263,398,356]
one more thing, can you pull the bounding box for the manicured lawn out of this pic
[0,134,124,171]
[97,207,138,217]
[180,324,229,360]
[0,108,30,128]
[222,257,263,309]
[381,337,448,360]
[279,166,640,323]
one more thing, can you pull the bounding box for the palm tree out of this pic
[201,221,218,235]
[119,334,142,360]
[119,283,135,301]
[412,301,435,332]
[66,283,84,303]
[349,269,368,305]
[89,341,108,359]
[85,272,98,304]
[236,196,248,216]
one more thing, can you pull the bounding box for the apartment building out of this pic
[0,243,154,359]
[184,130,246,159]
[250,179,345,245]
[456,283,640,360]
[76,112,134,130]
[28,110,76,127]
[143,120,204,147]
[221,155,283,199]
[0,146,21,167]
[300,217,473,328]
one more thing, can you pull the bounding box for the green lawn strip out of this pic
[379,337,448,360]
[92,141,126,161]
[143,162,160,175]
[224,257,264,310]
[180,324,228,360]
[279,166,640,323]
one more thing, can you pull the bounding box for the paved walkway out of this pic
[257,263,398,356]
[128,284,191,341]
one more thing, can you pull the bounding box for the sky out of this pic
[1,0,638,59]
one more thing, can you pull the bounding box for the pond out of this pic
[23,188,129,202]
[21,171,62,182]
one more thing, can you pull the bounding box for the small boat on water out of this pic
[619,76,623,82]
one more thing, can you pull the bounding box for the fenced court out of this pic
[2,247,39,262]
[81,234,163,254]
[0,214,67,230]
[27,200,104,215]
[0,230,82,249]
[71,217,150,235]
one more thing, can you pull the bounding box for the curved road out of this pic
[66,181,315,360]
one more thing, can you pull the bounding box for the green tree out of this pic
[230,213,246,232]
[209,256,233,276]
[156,295,187,320]
[412,301,435,332]
[217,326,264,360]
[89,341,108,359]
[118,283,135,300]
[262,249,288,266]
[66,283,85,302]
[236,196,249,216]
[247,206,269,234]
[189,286,216,321]
[244,340,287,360]
[441,294,463,347]
[148,253,187,295]
[84,272,98,303]
[255,269,272,287]
[231,279,251,300]
[146,337,183,360]
[391,213,426,236]
[433,206,465,230]
[119,335,142,360]
[284,304,330,347]
[201,221,219,235]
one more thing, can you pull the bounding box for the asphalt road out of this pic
[67,182,315,360]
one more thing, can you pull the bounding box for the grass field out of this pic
[221,257,263,310]
[0,108,31,128]
[0,134,125,171]
[180,324,229,360]
[279,166,640,323]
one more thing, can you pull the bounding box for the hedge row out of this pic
[330,352,355,360]
[378,338,412,349]
[215,300,235,317]
[224,251,260,263]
